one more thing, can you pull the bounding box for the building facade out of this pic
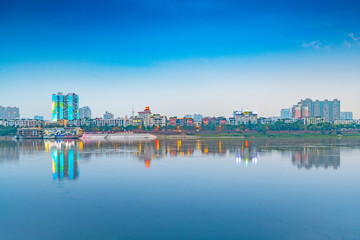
[291,105,309,119]
[296,98,340,122]
[79,106,92,119]
[149,114,167,127]
[94,118,124,127]
[340,112,353,120]
[193,114,203,122]
[280,108,291,119]
[138,107,152,127]
[52,92,79,122]
[104,111,114,119]
[0,106,20,120]
[305,117,324,125]
[0,119,44,128]
[234,111,258,125]
[34,115,44,121]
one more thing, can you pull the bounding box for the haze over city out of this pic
[1,0,360,119]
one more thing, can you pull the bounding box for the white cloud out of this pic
[344,40,352,48]
[302,40,325,50]
[345,33,360,48]
[348,33,360,41]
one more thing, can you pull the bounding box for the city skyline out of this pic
[0,96,355,121]
[0,0,359,119]
[2,2,360,239]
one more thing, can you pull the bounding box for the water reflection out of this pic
[291,147,340,169]
[0,140,44,161]
[48,141,80,180]
[1,138,359,171]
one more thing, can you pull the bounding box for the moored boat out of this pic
[81,132,157,142]
[16,128,43,139]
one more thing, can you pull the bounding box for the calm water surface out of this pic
[0,138,359,240]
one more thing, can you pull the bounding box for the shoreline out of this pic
[3,132,360,141]
[155,133,360,139]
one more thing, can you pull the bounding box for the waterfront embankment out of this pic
[155,132,360,139]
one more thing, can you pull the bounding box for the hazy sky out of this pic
[0,0,360,119]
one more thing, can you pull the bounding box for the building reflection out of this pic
[0,140,44,162]
[1,138,357,171]
[291,147,340,169]
[236,145,258,165]
[46,141,80,180]
[76,138,350,169]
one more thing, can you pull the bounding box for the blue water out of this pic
[0,138,359,240]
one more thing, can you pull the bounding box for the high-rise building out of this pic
[299,98,313,116]
[0,107,3,120]
[313,100,321,117]
[104,111,114,119]
[52,92,79,122]
[138,106,152,127]
[296,98,340,122]
[0,106,20,120]
[280,108,291,119]
[79,106,92,119]
[333,99,341,121]
[340,112,353,120]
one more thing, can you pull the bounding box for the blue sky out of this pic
[0,0,360,119]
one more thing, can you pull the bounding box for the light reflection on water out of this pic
[0,138,352,179]
[0,138,359,240]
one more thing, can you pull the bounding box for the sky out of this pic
[0,0,360,119]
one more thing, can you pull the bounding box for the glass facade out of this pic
[59,95,64,120]
[51,94,57,122]
[68,95,73,120]
[280,108,291,119]
[77,97,80,120]
[52,93,79,122]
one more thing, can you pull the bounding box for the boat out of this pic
[16,128,43,139]
[80,132,157,142]
[44,127,82,139]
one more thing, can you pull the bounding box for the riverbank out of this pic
[156,132,360,139]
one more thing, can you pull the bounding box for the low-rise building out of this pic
[235,111,258,125]
[334,119,356,125]
[0,119,44,128]
[131,118,142,126]
[258,117,272,125]
[34,115,44,121]
[94,118,124,127]
[305,117,324,125]
[193,114,203,122]
[169,117,177,126]
[218,117,227,125]
[209,118,219,126]
[186,118,194,126]
[340,112,353,120]
[150,114,167,127]
[177,118,186,126]
[228,117,236,125]
[202,118,209,125]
